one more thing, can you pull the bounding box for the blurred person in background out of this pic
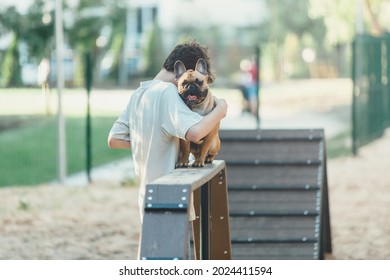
[37,58,51,115]
[239,58,258,117]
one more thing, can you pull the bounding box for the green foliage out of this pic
[0,7,22,87]
[67,18,103,54]
[261,0,328,79]
[66,0,127,85]
[23,0,54,60]
[0,33,22,87]
[143,21,164,77]
[103,2,126,80]
[308,0,356,45]
[265,0,324,42]
[67,0,126,54]
[105,33,124,79]
[0,1,54,86]
[309,0,390,45]
[0,0,129,87]
[0,6,21,33]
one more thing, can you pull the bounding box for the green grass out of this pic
[326,130,353,158]
[0,115,129,187]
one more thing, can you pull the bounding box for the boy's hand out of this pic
[214,97,228,119]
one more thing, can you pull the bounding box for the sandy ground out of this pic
[326,130,390,260]
[0,182,140,259]
[1,79,390,260]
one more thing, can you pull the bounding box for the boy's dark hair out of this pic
[163,40,215,84]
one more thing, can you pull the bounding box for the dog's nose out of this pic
[188,84,197,91]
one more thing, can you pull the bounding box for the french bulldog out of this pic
[174,58,221,167]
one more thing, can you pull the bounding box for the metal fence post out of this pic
[85,52,93,183]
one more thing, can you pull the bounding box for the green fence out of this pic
[352,34,390,154]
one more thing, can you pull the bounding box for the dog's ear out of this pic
[174,60,186,80]
[195,58,208,76]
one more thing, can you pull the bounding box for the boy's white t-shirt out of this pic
[109,79,203,220]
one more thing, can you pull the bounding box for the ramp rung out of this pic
[228,184,320,191]
[141,257,183,260]
[230,211,319,217]
[226,160,321,166]
[231,238,317,243]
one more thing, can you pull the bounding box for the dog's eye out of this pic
[195,79,204,86]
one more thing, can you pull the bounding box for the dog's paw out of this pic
[192,160,205,167]
[176,161,189,168]
[205,155,215,163]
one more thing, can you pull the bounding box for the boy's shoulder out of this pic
[137,80,175,92]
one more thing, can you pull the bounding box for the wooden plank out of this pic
[219,129,325,140]
[209,167,232,259]
[228,190,318,204]
[228,190,318,213]
[229,216,317,240]
[219,141,321,162]
[149,160,226,191]
[192,188,201,260]
[228,184,320,191]
[231,243,318,260]
[230,216,317,230]
[144,185,191,211]
[140,185,192,259]
[140,211,190,259]
[228,204,317,214]
[320,154,332,257]
[226,165,320,185]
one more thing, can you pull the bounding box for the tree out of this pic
[309,0,390,44]
[0,6,23,87]
[363,0,390,35]
[264,0,327,79]
[143,21,164,77]
[66,0,106,54]
[66,0,127,85]
[0,1,54,87]
[101,0,126,82]
[0,32,22,87]
[23,0,55,61]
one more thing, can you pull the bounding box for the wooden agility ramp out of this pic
[218,129,332,260]
[139,160,231,260]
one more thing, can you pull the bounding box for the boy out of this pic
[108,40,228,221]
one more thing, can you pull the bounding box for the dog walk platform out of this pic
[217,129,332,260]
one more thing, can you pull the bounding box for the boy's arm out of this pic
[108,104,131,149]
[185,98,228,143]
[108,136,131,149]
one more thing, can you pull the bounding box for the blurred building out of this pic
[119,0,267,85]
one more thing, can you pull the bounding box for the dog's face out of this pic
[174,58,209,107]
